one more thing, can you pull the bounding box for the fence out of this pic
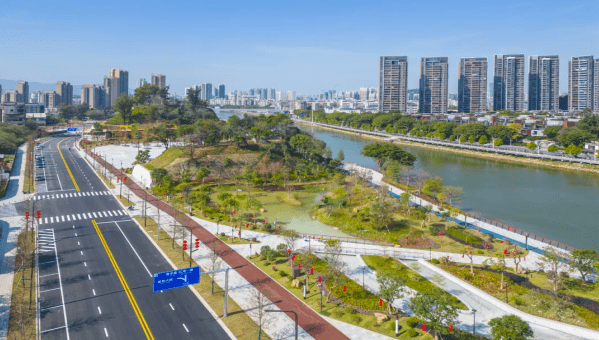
[307,244,426,260]
[298,233,393,247]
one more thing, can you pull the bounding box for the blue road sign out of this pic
[67,127,77,131]
[153,266,200,292]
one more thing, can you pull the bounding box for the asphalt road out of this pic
[32,136,231,340]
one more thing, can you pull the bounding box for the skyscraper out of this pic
[419,57,448,114]
[55,81,73,106]
[568,56,594,111]
[16,81,29,103]
[594,59,599,112]
[378,56,408,113]
[151,74,166,88]
[104,69,129,107]
[458,57,487,113]
[528,55,559,112]
[493,54,525,112]
[137,78,148,88]
[40,91,58,108]
[218,84,226,99]
[287,91,296,101]
[201,83,212,101]
[270,88,275,100]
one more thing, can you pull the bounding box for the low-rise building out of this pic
[1,102,26,125]
[25,112,47,126]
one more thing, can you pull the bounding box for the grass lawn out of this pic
[7,230,36,340]
[436,263,599,330]
[97,172,115,189]
[362,255,466,309]
[145,147,185,169]
[252,254,434,339]
[528,272,599,301]
[117,195,135,207]
[216,233,258,245]
[24,142,34,193]
[133,217,271,340]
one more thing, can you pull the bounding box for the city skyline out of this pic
[2,1,598,95]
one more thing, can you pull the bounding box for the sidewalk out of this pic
[86,149,351,340]
[0,143,31,338]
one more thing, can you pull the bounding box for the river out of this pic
[299,124,599,251]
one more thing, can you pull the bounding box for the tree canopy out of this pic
[361,142,416,167]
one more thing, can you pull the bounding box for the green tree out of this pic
[25,119,38,130]
[544,126,561,139]
[409,292,458,340]
[547,145,558,153]
[494,138,503,146]
[570,249,599,282]
[135,149,150,164]
[468,135,475,143]
[323,239,347,303]
[536,247,571,292]
[336,149,345,162]
[151,168,168,181]
[558,127,592,147]
[478,135,488,144]
[423,177,444,196]
[376,272,405,317]
[149,124,176,148]
[361,142,417,167]
[459,136,467,143]
[489,315,534,340]
[113,94,134,124]
[564,144,581,155]
[526,142,537,151]
[443,186,464,205]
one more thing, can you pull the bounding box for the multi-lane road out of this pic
[32,136,231,339]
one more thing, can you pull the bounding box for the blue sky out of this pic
[1,0,598,96]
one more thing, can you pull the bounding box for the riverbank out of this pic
[295,120,599,176]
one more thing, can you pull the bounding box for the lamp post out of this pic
[472,309,477,335]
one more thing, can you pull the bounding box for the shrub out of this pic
[389,322,402,332]
[406,328,418,337]
[405,316,419,327]
[345,307,356,315]
[430,258,440,264]
[428,226,439,236]
[272,266,277,271]
[476,250,484,255]
[278,271,287,278]
[444,227,483,245]
[350,315,363,324]
[332,310,345,318]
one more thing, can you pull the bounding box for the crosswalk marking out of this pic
[77,214,81,219]
[45,217,48,224]
[92,212,98,218]
[61,216,65,222]
[36,191,118,201]
[107,211,113,217]
[66,215,70,221]
[34,209,129,225]
[102,212,107,217]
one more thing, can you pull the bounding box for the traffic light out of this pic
[194,238,199,249]
[36,210,40,219]
[25,212,29,219]
[182,240,187,251]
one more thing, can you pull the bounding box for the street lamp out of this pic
[472,309,477,335]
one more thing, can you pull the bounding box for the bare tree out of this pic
[509,244,525,274]
[298,248,318,289]
[249,285,272,340]
[462,246,475,275]
[208,243,222,294]
[537,247,572,293]
[370,185,399,232]
[323,239,347,302]
[282,229,300,254]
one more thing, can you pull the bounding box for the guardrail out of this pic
[298,233,393,247]
[307,244,426,259]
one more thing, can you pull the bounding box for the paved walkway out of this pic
[86,149,350,340]
[0,143,31,339]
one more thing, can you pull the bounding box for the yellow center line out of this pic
[92,220,155,340]
[57,138,80,192]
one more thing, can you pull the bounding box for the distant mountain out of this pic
[0,79,83,97]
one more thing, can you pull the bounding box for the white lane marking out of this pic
[117,211,124,216]
[107,211,113,217]
[169,303,175,310]
[115,222,152,277]
[50,217,54,223]
[75,233,77,236]
[77,241,80,245]
[40,325,67,334]
[80,251,83,256]
[40,287,61,293]
[66,215,70,221]
[60,194,64,198]
[77,214,81,219]
[91,192,96,196]
[61,216,65,222]
[93,289,96,296]
[39,273,58,278]
[52,226,71,340]
[182,324,189,333]
[104,328,108,337]
[84,262,87,267]
[38,218,43,225]
[103,211,108,217]
[92,212,98,218]
[88,274,91,280]
[44,218,48,224]
[98,307,102,314]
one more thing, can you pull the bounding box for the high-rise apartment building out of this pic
[458,57,487,113]
[137,78,148,88]
[379,56,408,113]
[30,91,41,104]
[1,91,18,103]
[16,81,29,103]
[0,85,2,101]
[185,85,201,98]
[594,59,599,112]
[419,57,448,114]
[40,91,58,108]
[151,74,166,88]
[493,54,525,112]
[276,91,284,101]
[568,56,594,111]
[104,69,129,107]
[359,87,369,100]
[55,81,73,106]
[270,88,275,100]
[81,84,106,109]
[528,56,559,111]
[287,91,296,101]
[201,83,212,101]
[217,84,226,99]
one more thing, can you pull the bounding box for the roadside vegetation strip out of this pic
[436,262,599,330]
[361,255,467,310]
[91,220,155,340]
[56,138,80,192]
[252,252,434,340]
[24,139,35,193]
[133,217,271,340]
[7,230,36,340]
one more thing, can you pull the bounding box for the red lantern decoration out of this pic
[318,276,321,283]
[486,244,490,248]
[291,255,296,261]
[287,249,291,255]
[250,214,253,218]
[310,268,314,274]
[439,232,442,236]
[448,324,453,333]
[422,324,426,332]
[503,249,508,255]
[235,225,237,229]
[262,220,266,225]
[379,299,383,307]
[246,223,249,228]
[469,251,472,255]
[298,263,301,269]
[406,236,409,240]
[343,286,346,293]
[500,240,504,243]
[462,254,464,258]
[523,257,526,261]
[233,209,236,214]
